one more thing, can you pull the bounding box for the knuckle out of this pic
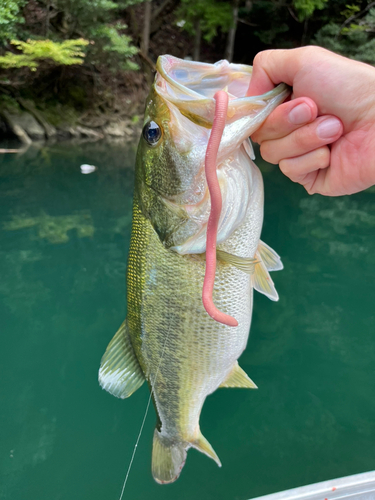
[316,146,330,167]
[278,159,293,178]
[252,51,263,67]
[302,173,319,194]
[260,141,272,163]
[293,124,319,152]
[253,49,272,66]
[260,141,277,164]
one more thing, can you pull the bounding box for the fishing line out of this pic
[117,324,171,500]
[119,81,231,500]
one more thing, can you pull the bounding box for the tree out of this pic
[176,0,232,60]
[141,0,152,57]
[313,2,375,64]
[224,0,239,61]
[0,0,26,44]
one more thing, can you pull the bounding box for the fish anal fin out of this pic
[252,253,279,301]
[152,430,187,484]
[217,249,258,274]
[258,240,283,271]
[98,320,145,399]
[219,361,257,389]
[190,432,221,467]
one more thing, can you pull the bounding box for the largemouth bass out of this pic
[99,55,289,484]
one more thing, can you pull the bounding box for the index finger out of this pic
[247,49,304,97]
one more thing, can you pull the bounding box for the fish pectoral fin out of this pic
[252,252,279,301]
[217,249,258,274]
[98,320,145,399]
[152,430,187,484]
[190,432,221,467]
[258,240,283,271]
[219,361,257,389]
[243,138,255,160]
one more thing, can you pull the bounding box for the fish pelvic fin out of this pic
[258,240,283,271]
[98,320,145,399]
[252,251,279,301]
[152,430,187,484]
[190,431,222,467]
[219,361,257,389]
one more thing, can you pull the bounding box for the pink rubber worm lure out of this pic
[202,90,238,328]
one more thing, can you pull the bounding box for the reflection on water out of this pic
[4,211,94,243]
[0,142,374,500]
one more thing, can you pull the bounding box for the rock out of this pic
[103,120,132,137]
[56,125,81,139]
[76,126,104,140]
[17,98,56,138]
[6,111,45,140]
[0,110,32,145]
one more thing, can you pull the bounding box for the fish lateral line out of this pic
[202,90,238,328]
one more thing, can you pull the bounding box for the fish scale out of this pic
[98,55,289,484]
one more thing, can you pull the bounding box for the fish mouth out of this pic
[152,56,290,327]
[155,55,289,127]
[151,55,290,257]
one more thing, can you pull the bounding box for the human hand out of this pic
[247,46,375,196]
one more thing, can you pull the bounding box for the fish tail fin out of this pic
[152,429,187,484]
[190,431,222,467]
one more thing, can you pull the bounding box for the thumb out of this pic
[247,49,301,97]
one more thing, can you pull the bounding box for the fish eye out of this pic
[143,121,162,146]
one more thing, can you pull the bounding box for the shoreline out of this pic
[0,108,143,152]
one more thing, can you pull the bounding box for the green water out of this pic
[1,141,374,500]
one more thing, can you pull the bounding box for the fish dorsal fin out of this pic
[190,432,222,467]
[217,249,258,274]
[258,240,283,271]
[252,252,279,301]
[219,361,257,389]
[98,320,145,399]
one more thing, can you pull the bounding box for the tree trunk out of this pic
[193,19,201,61]
[141,0,152,56]
[225,0,239,62]
[45,0,50,36]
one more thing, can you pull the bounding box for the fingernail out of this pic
[289,103,312,125]
[317,118,342,139]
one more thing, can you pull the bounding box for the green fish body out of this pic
[99,56,289,483]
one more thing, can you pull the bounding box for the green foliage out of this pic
[0,93,20,111]
[54,0,140,69]
[254,23,289,46]
[54,0,117,39]
[40,102,80,126]
[0,0,141,74]
[176,0,232,42]
[0,38,88,69]
[340,4,360,19]
[90,24,138,70]
[0,0,26,44]
[293,0,328,21]
[313,6,375,65]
